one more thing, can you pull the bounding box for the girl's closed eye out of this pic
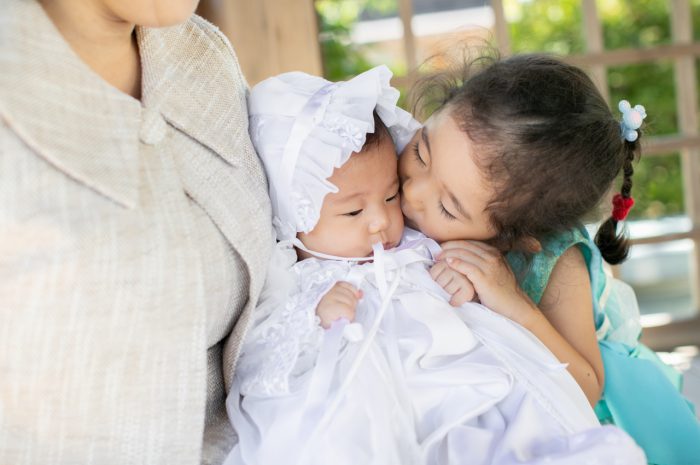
[412,142,426,166]
[386,192,399,202]
[439,201,457,220]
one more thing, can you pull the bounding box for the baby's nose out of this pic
[369,219,388,235]
[368,210,390,234]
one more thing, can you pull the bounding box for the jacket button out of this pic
[139,107,167,145]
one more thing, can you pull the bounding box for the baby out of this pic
[224,66,645,465]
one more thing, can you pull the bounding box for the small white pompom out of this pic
[342,322,365,342]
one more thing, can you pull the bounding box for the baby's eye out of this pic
[343,209,363,217]
[386,192,399,202]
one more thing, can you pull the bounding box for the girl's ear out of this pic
[518,236,542,254]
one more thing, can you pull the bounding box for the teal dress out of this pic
[506,226,700,465]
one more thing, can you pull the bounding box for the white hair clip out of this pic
[619,99,647,142]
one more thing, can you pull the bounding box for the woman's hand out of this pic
[437,240,539,325]
[316,281,362,328]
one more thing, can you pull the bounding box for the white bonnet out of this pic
[248,65,421,240]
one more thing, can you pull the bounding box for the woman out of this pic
[0,1,272,464]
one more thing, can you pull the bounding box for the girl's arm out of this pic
[438,241,604,406]
[520,246,604,406]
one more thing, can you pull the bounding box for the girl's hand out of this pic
[316,281,362,328]
[437,240,539,325]
[429,260,476,306]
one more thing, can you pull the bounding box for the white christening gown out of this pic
[225,229,645,465]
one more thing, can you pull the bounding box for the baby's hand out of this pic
[429,260,476,306]
[316,281,362,329]
[437,240,537,324]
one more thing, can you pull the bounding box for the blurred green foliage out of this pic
[504,0,691,219]
[316,0,398,80]
[316,0,700,220]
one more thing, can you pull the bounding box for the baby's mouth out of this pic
[369,242,397,257]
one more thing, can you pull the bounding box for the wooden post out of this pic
[197,0,323,85]
[397,0,417,74]
[580,0,620,277]
[491,0,511,56]
[581,0,610,103]
[670,0,700,312]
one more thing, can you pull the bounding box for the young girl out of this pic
[224,65,644,465]
[398,52,700,465]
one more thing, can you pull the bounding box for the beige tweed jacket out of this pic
[0,1,273,464]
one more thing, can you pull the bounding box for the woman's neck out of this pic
[39,0,141,99]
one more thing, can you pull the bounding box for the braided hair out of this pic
[594,137,642,264]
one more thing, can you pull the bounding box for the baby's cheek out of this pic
[390,207,405,241]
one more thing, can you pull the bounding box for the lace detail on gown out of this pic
[236,257,350,396]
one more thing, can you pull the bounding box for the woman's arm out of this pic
[437,241,604,406]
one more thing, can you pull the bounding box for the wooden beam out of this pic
[644,134,700,156]
[671,0,700,312]
[641,314,700,351]
[564,42,700,67]
[629,228,699,246]
[392,43,700,83]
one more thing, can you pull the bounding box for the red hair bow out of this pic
[612,193,635,221]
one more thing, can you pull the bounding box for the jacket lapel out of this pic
[138,17,253,170]
[138,17,273,388]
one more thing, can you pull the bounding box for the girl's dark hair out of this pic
[411,50,642,264]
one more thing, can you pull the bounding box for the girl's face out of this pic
[399,109,495,243]
[298,138,405,258]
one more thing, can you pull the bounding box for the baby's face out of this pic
[298,138,404,258]
[398,109,496,243]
